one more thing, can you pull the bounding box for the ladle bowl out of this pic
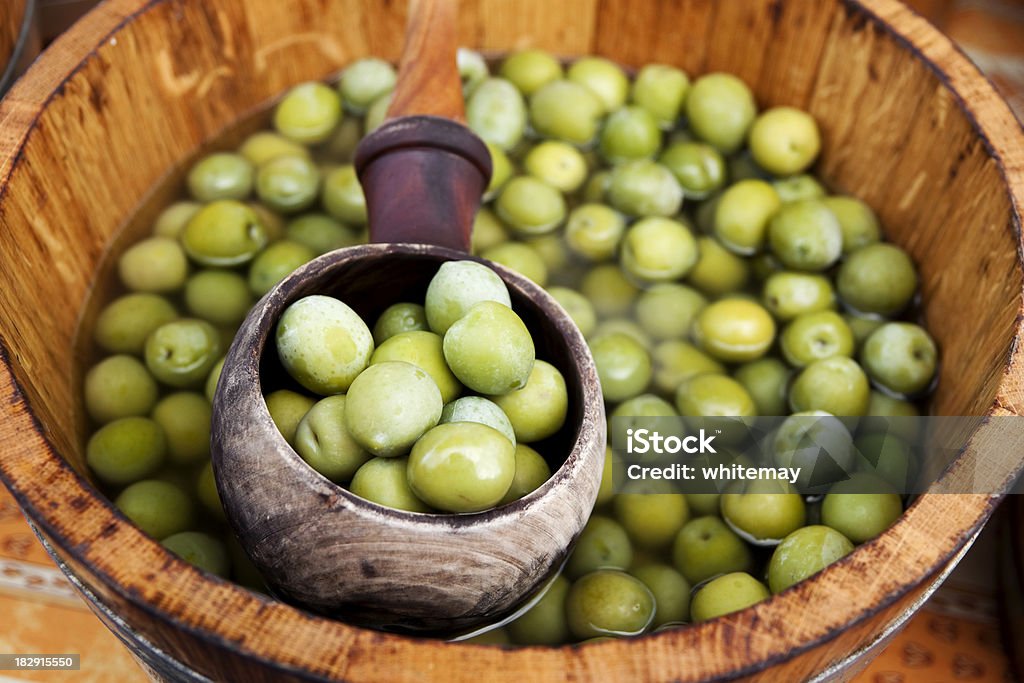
[212,242,605,633]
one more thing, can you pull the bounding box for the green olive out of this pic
[529,80,604,146]
[685,73,756,153]
[789,357,871,416]
[500,49,563,96]
[767,525,854,593]
[87,417,166,485]
[182,200,268,267]
[496,176,567,236]
[634,283,707,342]
[524,140,588,193]
[620,217,699,283]
[255,155,321,214]
[692,298,776,363]
[762,271,835,321]
[424,260,511,335]
[767,200,843,272]
[500,443,552,504]
[187,152,254,202]
[607,159,683,218]
[338,58,396,114]
[690,572,769,622]
[94,293,178,355]
[344,361,443,457]
[821,473,903,543]
[407,422,516,512]
[350,457,432,513]
[631,64,689,129]
[547,287,597,338]
[248,240,316,297]
[599,105,662,164]
[566,514,634,579]
[721,479,806,543]
[321,165,367,226]
[580,264,640,318]
[151,392,211,466]
[273,81,343,143]
[506,575,570,645]
[144,319,222,389]
[686,236,750,296]
[675,374,757,418]
[733,358,790,416]
[589,332,653,403]
[837,243,918,316]
[439,396,515,446]
[489,360,567,442]
[651,340,725,397]
[822,196,881,254]
[118,237,189,293]
[614,482,689,550]
[568,57,629,113]
[564,203,626,262]
[566,569,656,639]
[275,295,374,395]
[265,389,316,446]
[371,330,462,404]
[294,395,371,483]
[442,302,535,395]
[466,77,527,151]
[748,107,821,176]
[672,516,752,584]
[629,562,691,627]
[860,323,937,396]
[84,354,159,423]
[482,242,549,286]
[713,179,781,255]
[115,479,194,540]
[780,311,855,367]
[659,141,726,200]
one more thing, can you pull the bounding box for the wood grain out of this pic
[0,0,1019,681]
[387,0,465,121]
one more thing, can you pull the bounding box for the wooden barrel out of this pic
[0,0,1022,680]
[0,0,38,95]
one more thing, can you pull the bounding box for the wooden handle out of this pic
[354,0,490,251]
[387,0,465,122]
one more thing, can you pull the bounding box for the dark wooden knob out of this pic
[355,116,492,251]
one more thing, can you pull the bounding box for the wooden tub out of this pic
[0,0,1022,680]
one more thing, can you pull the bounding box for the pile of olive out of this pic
[80,47,936,641]
[267,260,565,513]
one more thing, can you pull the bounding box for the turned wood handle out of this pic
[354,0,491,252]
[387,0,465,122]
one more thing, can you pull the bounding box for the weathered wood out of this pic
[212,244,604,634]
[0,0,1020,681]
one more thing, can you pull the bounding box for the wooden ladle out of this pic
[210,0,605,635]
